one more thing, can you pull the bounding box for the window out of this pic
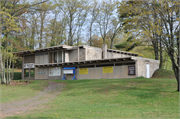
[30,69,35,77]
[54,52,57,63]
[49,52,57,63]
[49,51,65,63]
[63,51,65,62]
[49,52,52,63]
[24,69,29,77]
[58,51,62,63]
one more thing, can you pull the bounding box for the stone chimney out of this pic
[102,44,107,59]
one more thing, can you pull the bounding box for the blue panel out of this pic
[63,67,76,70]
[62,67,77,80]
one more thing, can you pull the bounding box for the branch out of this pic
[12,0,49,17]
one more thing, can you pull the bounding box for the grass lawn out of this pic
[1,80,48,103]
[1,77,179,119]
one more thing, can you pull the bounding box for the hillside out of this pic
[152,69,175,79]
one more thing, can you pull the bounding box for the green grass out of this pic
[2,77,179,119]
[152,68,175,79]
[1,80,48,103]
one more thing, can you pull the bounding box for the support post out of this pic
[62,51,64,63]
[57,51,58,63]
[102,44,107,59]
[135,60,138,78]
[29,68,31,78]
[77,47,79,61]
[85,48,87,60]
[22,56,24,80]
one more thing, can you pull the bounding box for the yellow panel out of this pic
[79,68,88,74]
[103,66,113,73]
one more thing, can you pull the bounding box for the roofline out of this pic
[34,57,135,67]
[107,49,138,56]
[13,45,82,55]
[13,45,138,56]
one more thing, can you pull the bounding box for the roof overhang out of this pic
[35,57,135,68]
[13,45,80,56]
[107,49,138,56]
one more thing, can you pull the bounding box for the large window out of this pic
[49,51,65,63]
[58,51,62,62]
[49,52,57,63]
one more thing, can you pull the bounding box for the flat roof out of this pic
[13,45,138,56]
[13,45,83,55]
[35,57,135,68]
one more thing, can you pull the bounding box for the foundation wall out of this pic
[63,65,136,80]
[34,65,136,80]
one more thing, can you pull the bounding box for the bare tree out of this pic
[57,0,88,46]
[96,1,116,44]
[88,1,99,46]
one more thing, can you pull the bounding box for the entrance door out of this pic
[146,64,150,78]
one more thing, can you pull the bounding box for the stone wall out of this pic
[134,57,159,78]
[68,48,86,62]
[86,47,102,60]
[79,48,85,61]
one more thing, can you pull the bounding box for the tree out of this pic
[117,0,180,91]
[88,0,99,46]
[75,3,89,46]
[96,1,115,44]
[36,1,52,48]
[0,0,49,84]
[88,35,103,48]
[56,0,89,46]
[0,7,20,84]
[117,0,160,60]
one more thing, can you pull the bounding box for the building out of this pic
[14,44,159,80]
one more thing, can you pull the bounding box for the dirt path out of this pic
[0,81,64,118]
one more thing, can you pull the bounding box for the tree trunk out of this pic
[152,35,159,60]
[68,14,73,46]
[0,17,6,83]
[178,21,180,92]
[153,42,159,60]
[6,56,8,85]
[110,39,113,49]
[89,23,93,46]
[12,60,14,80]
[170,57,179,92]
[39,13,45,48]
[159,36,163,68]
[9,56,11,84]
